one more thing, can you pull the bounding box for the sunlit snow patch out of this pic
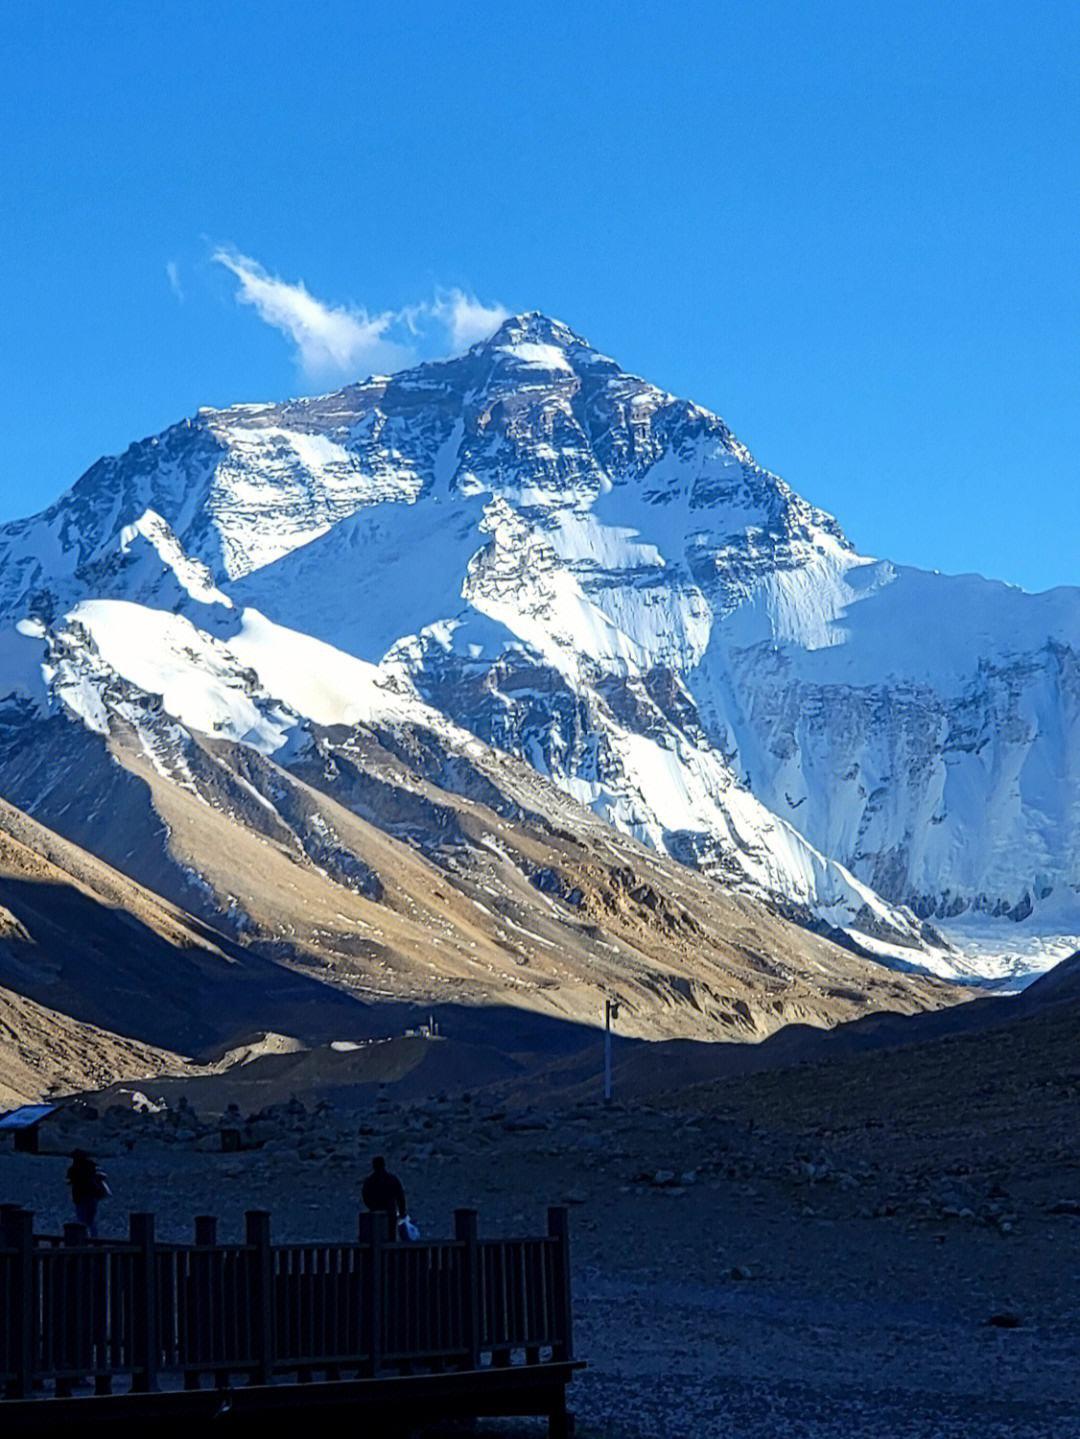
[67,601,294,752]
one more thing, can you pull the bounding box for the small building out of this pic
[0,1103,64,1154]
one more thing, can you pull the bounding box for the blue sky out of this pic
[1,1,1077,592]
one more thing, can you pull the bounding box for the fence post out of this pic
[2,1207,34,1399]
[192,1215,222,1389]
[357,1211,386,1376]
[547,1206,573,1362]
[245,1210,274,1386]
[454,1208,481,1370]
[57,1223,87,1398]
[130,1212,159,1392]
[194,1215,218,1245]
[1,1202,32,1232]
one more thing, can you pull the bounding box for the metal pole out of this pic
[603,998,618,1104]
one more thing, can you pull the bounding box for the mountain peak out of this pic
[0,299,1075,986]
[485,311,592,353]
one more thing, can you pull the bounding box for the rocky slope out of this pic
[0,798,207,1102]
[0,691,957,1090]
[0,313,1075,983]
[9,1002,1080,1439]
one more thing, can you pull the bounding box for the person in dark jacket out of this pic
[66,1150,109,1237]
[361,1155,406,1237]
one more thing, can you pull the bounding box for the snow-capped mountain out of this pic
[1,312,1076,981]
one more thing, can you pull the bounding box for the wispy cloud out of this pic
[213,249,412,379]
[432,290,510,352]
[213,248,509,382]
[165,260,184,302]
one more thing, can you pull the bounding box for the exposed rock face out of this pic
[0,312,1076,981]
[0,702,955,1070]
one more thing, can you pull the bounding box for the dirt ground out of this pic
[4,1082,1080,1439]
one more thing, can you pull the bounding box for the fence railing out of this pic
[0,1203,573,1400]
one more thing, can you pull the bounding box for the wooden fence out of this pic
[0,1203,577,1428]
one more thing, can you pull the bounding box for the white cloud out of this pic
[432,290,510,352]
[165,260,184,301]
[213,249,509,382]
[213,249,413,380]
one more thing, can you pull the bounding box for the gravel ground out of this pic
[3,1094,1080,1438]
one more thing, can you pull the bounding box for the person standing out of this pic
[361,1155,407,1238]
[66,1149,109,1237]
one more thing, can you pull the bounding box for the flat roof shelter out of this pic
[0,1105,62,1154]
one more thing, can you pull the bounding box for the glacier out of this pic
[0,311,1076,982]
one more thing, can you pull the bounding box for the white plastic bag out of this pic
[400,1215,420,1242]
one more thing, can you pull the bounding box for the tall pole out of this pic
[603,997,618,1105]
